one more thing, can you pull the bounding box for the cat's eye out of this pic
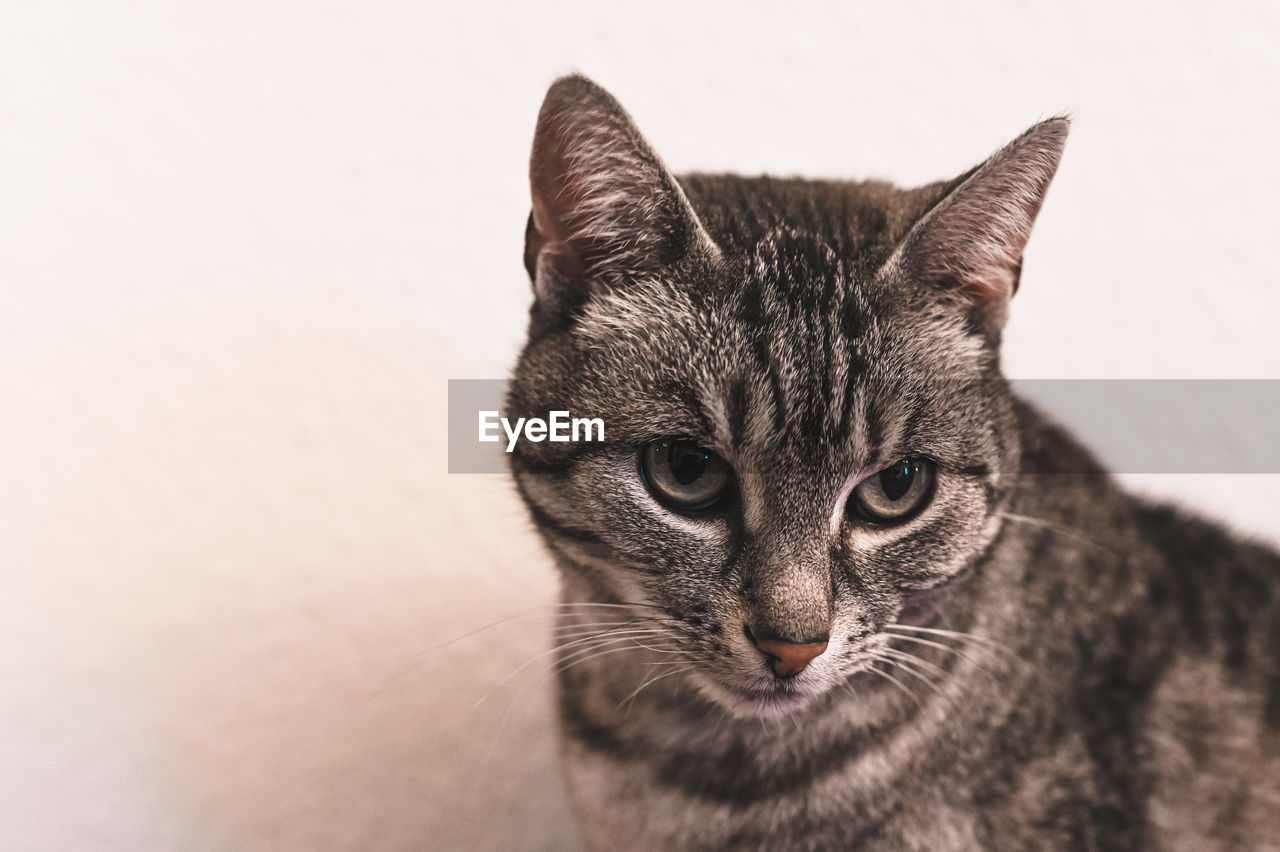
[641,440,732,512]
[850,458,936,524]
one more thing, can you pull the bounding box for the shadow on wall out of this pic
[2,338,578,850]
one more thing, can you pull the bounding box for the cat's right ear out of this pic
[524,75,718,315]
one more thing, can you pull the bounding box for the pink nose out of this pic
[748,629,829,677]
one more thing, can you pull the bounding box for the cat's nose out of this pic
[746,625,829,677]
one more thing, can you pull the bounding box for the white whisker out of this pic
[862,660,923,709]
[885,633,1005,682]
[475,629,673,709]
[618,666,693,715]
[997,511,1119,559]
[884,623,1016,657]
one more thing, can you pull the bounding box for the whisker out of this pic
[879,647,952,684]
[552,629,680,654]
[553,631,687,668]
[482,643,656,763]
[787,705,802,735]
[552,616,670,637]
[618,666,692,714]
[710,708,728,737]
[614,639,686,654]
[646,655,706,666]
[884,623,1016,658]
[422,601,670,659]
[877,649,963,708]
[862,660,923,709]
[996,511,1120,559]
[552,638,682,676]
[873,653,949,703]
[884,633,1006,681]
[569,630,687,655]
[481,638,673,762]
[552,616,667,631]
[474,629,675,709]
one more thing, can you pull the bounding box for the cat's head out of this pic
[508,75,1066,716]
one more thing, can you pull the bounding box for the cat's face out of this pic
[509,75,1065,716]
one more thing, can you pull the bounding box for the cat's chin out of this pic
[691,675,825,719]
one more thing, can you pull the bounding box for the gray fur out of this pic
[507,75,1280,850]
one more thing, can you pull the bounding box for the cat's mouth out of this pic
[732,682,819,715]
[716,680,814,711]
[693,667,829,718]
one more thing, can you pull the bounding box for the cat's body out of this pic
[550,399,1280,851]
[507,76,1280,850]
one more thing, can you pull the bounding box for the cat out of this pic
[505,74,1280,850]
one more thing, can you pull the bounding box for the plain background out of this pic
[3,1,1278,849]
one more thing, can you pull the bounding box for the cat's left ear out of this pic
[894,117,1069,335]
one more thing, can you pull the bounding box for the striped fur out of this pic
[506,75,1280,850]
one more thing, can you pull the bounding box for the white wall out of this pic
[2,2,1278,849]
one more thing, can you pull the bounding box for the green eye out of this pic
[851,458,936,524]
[641,440,731,511]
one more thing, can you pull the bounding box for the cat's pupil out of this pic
[669,443,711,485]
[880,461,916,502]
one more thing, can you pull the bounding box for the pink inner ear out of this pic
[903,117,1067,327]
[957,259,1020,307]
[913,193,1037,313]
[532,242,587,310]
[526,75,720,295]
[529,194,585,280]
[529,193,563,248]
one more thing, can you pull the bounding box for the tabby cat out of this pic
[505,75,1280,850]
